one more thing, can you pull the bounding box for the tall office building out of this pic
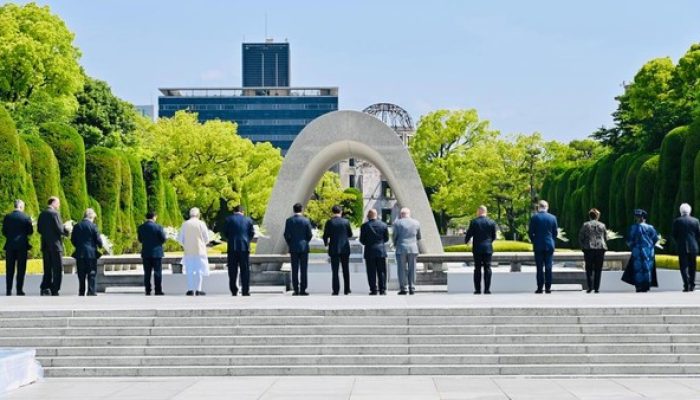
[158,40,337,152]
[242,41,290,87]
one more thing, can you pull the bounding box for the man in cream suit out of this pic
[392,207,421,295]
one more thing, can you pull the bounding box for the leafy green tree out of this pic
[342,187,363,227]
[654,126,688,235]
[593,58,678,152]
[0,3,83,132]
[306,172,356,228]
[669,43,700,126]
[409,109,499,233]
[72,76,139,148]
[142,111,281,225]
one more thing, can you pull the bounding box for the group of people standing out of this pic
[4,195,699,297]
[463,200,699,294]
[282,203,422,296]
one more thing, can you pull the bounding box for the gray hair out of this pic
[538,200,549,211]
[400,207,411,218]
[478,205,487,214]
[680,203,692,216]
[189,207,200,218]
[84,208,97,221]
[14,199,24,210]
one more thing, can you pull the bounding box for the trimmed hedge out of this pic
[164,181,182,227]
[444,240,533,253]
[0,107,31,251]
[142,160,167,225]
[85,147,121,242]
[608,153,635,232]
[39,123,89,222]
[21,135,64,213]
[654,126,688,235]
[635,155,660,223]
[17,137,40,217]
[592,155,616,223]
[88,196,103,231]
[624,154,653,228]
[127,154,148,225]
[678,122,700,207]
[115,152,136,253]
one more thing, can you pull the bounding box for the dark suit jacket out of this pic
[528,211,558,252]
[2,210,34,251]
[70,219,103,259]
[323,216,353,256]
[37,207,69,253]
[138,220,167,258]
[359,219,389,258]
[672,215,700,255]
[284,214,313,254]
[464,216,497,254]
[222,213,255,253]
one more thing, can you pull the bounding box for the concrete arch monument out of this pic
[257,110,443,255]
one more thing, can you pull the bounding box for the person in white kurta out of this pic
[177,208,210,295]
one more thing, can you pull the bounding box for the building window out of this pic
[349,174,355,188]
[381,181,392,198]
[382,209,393,225]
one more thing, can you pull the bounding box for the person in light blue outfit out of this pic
[624,209,658,292]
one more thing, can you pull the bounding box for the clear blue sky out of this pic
[14,0,700,142]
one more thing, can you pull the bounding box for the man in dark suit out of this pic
[284,203,313,296]
[222,205,255,296]
[71,208,103,296]
[3,200,33,296]
[138,211,167,296]
[323,205,354,295]
[465,205,498,295]
[672,203,700,292]
[37,197,69,296]
[528,200,558,294]
[359,209,389,295]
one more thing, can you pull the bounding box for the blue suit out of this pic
[465,216,497,293]
[528,211,558,292]
[284,213,313,293]
[137,220,167,295]
[222,213,255,295]
[70,219,103,296]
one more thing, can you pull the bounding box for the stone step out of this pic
[3,324,700,337]
[30,343,700,357]
[5,314,700,327]
[3,333,699,347]
[41,363,700,377]
[5,307,700,319]
[36,353,700,368]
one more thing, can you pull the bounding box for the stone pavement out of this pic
[5,376,700,400]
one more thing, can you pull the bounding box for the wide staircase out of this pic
[2,306,700,377]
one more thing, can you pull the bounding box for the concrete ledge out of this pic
[0,348,43,394]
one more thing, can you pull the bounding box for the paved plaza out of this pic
[5,376,700,400]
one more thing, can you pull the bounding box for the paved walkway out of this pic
[5,377,700,400]
[0,291,698,312]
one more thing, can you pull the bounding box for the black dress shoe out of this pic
[195,291,206,296]
[397,291,407,295]
[145,292,151,296]
[586,289,592,293]
[40,289,50,296]
[5,292,10,296]
[379,291,386,295]
[87,293,96,296]
[242,293,250,297]
[369,292,378,296]
[300,292,309,296]
[16,291,25,296]
[292,291,299,296]
[534,289,543,294]
[331,292,339,296]
[51,292,59,296]
[345,290,351,295]
[484,291,491,295]
[155,292,164,296]
[186,290,195,296]
[231,292,238,296]
[473,291,481,295]
[409,290,415,295]
[545,290,552,294]
[594,290,600,293]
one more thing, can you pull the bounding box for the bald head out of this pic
[367,209,377,220]
[400,208,411,218]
